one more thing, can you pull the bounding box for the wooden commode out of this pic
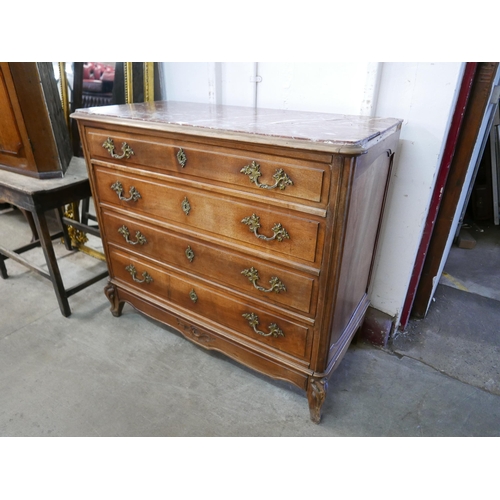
[73,101,402,423]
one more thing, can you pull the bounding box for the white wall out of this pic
[161,62,464,329]
[163,62,377,113]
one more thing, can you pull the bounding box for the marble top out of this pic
[72,101,402,154]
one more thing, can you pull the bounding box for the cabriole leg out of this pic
[307,377,328,424]
[104,282,124,317]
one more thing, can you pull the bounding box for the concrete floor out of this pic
[1,206,499,436]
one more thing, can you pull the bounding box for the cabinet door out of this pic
[0,63,37,173]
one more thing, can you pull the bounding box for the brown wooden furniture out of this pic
[0,62,72,179]
[73,101,401,423]
[0,157,108,317]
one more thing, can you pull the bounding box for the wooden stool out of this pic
[0,157,108,317]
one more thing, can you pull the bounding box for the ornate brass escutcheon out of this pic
[185,245,195,262]
[189,289,198,303]
[241,267,286,293]
[125,264,153,284]
[118,225,147,245]
[102,137,134,159]
[177,148,187,167]
[111,181,141,202]
[240,161,293,190]
[181,196,191,215]
[242,312,284,338]
[241,213,290,242]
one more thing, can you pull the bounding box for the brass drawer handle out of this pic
[102,137,134,159]
[118,225,147,245]
[125,264,153,284]
[241,161,293,190]
[111,181,141,202]
[189,289,198,303]
[177,148,187,167]
[241,214,290,242]
[242,312,284,338]
[241,267,286,293]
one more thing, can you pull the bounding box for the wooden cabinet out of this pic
[0,63,71,178]
[73,101,402,423]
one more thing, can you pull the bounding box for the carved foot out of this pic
[307,377,328,424]
[104,282,124,317]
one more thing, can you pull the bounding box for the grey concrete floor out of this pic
[440,223,500,301]
[1,206,499,436]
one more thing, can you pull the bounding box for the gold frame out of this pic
[58,62,70,129]
[124,62,134,104]
[143,62,154,102]
[123,62,155,104]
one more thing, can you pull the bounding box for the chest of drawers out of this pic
[73,101,402,423]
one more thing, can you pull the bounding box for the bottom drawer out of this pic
[108,247,312,361]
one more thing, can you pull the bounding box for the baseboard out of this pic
[357,306,395,347]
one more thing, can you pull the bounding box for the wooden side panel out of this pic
[9,62,71,175]
[0,70,23,155]
[0,63,37,173]
[328,150,392,352]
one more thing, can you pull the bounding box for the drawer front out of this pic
[109,248,312,360]
[86,127,329,205]
[94,165,322,264]
[102,209,316,316]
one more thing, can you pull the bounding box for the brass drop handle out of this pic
[241,214,290,242]
[111,181,141,202]
[125,264,153,284]
[102,137,134,159]
[241,267,286,293]
[242,312,284,338]
[118,225,147,245]
[240,161,293,190]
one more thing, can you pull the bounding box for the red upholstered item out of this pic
[82,63,115,93]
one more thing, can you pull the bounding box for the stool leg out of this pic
[81,197,90,226]
[0,254,7,279]
[33,210,71,317]
[55,207,73,251]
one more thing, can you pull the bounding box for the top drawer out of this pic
[85,127,331,206]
